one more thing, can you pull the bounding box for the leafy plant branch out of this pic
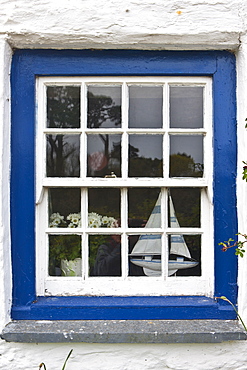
[219,233,247,258]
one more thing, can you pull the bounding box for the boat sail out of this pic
[129,193,198,276]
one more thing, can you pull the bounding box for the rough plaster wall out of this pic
[1,341,247,370]
[0,37,11,330]
[1,0,247,369]
[0,0,244,49]
[236,36,247,325]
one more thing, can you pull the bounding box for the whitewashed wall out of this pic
[1,1,247,369]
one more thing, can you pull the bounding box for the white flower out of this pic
[108,217,119,228]
[101,216,110,226]
[67,213,81,228]
[50,211,117,228]
[88,213,118,228]
[49,212,64,227]
[88,212,102,228]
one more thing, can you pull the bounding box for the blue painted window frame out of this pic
[11,50,237,320]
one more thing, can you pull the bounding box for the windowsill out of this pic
[1,319,246,343]
[9,296,239,320]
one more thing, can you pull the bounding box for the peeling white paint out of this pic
[1,0,247,369]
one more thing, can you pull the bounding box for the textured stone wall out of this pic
[0,0,244,50]
[1,0,247,369]
[1,341,247,370]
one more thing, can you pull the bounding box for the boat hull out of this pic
[130,257,198,273]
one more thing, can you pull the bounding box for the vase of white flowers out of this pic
[49,211,118,276]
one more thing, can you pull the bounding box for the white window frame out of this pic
[36,76,213,297]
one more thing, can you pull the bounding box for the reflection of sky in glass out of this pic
[87,134,121,155]
[170,86,203,128]
[129,135,162,159]
[170,135,203,164]
[129,135,163,177]
[129,86,163,128]
[87,86,121,128]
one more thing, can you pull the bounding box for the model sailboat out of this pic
[129,193,198,276]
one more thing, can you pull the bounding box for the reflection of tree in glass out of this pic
[128,138,163,177]
[129,157,163,177]
[47,86,80,128]
[88,92,121,157]
[47,135,80,177]
[170,153,203,177]
[47,86,81,177]
[87,91,121,129]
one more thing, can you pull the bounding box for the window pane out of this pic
[48,188,81,228]
[129,234,162,277]
[89,234,121,276]
[87,134,121,177]
[169,135,203,177]
[47,86,80,128]
[129,86,163,128]
[88,188,120,228]
[46,134,80,177]
[49,235,81,276]
[87,86,121,128]
[168,188,200,228]
[129,135,163,177]
[169,235,201,276]
[170,86,203,128]
[128,188,161,228]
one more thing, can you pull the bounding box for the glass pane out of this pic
[129,234,162,277]
[128,188,161,228]
[89,234,121,276]
[88,188,120,228]
[129,86,162,128]
[170,86,203,128]
[46,134,80,177]
[129,135,163,177]
[47,86,80,128]
[169,235,201,276]
[168,188,200,228]
[48,188,81,228]
[49,235,81,276]
[87,134,121,177]
[87,86,121,128]
[169,135,203,177]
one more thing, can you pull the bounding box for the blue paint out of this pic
[11,296,236,320]
[11,50,237,320]
[139,235,161,240]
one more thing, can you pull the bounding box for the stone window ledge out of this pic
[1,320,246,343]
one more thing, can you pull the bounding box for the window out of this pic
[11,50,237,319]
[36,76,213,297]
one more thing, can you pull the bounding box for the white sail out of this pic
[129,193,198,275]
[169,196,191,258]
[130,193,161,256]
[130,193,191,258]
